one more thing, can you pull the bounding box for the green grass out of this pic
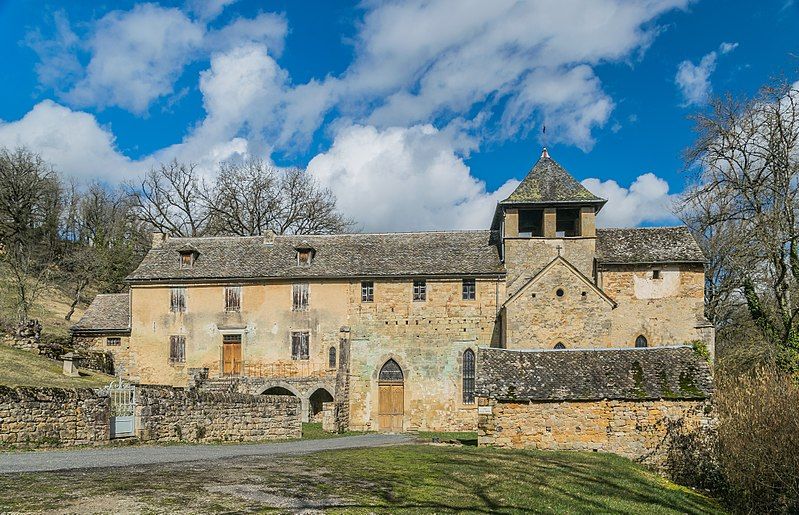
[0,444,724,513]
[0,343,113,388]
[302,422,365,440]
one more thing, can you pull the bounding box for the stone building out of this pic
[73,149,713,432]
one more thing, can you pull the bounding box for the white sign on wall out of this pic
[478,405,492,415]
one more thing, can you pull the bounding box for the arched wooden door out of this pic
[378,359,404,432]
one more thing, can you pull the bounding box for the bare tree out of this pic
[681,79,799,373]
[0,148,62,325]
[203,159,352,236]
[125,161,209,237]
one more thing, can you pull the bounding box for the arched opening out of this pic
[378,359,404,432]
[462,349,475,404]
[635,335,648,348]
[554,342,566,350]
[328,346,337,368]
[262,386,297,396]
[308,388,334,422]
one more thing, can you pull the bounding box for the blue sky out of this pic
[0,0,797,231]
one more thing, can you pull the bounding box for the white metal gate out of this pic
[109,378,136,438]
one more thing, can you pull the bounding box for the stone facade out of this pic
[136,387,301,443]
[73,149,714,434]
[477,398,713,468]
[0,386,110,447]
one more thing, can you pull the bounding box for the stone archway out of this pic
[378,359,404,432]
[308,387,334,422]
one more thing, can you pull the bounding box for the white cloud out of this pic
[675,42,738,106]
[675,52,717,106]
[64,4,204,114]
[582,173,679,227]
[186,0,237,21]
[0,100,143,181]
[307,124,518,232]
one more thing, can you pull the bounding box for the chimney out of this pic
[151,232,168,248]
[263,229,276,245]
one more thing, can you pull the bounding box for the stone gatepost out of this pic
[334,326,351,432]
[61,352,81,377]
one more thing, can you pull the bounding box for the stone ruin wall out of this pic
[477,397,713,469]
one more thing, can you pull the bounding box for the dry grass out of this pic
[0,343,112,388]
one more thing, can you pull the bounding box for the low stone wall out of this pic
[0,385,302,449]
[137,387,302,443]
[0,386,110,448]
[477,397,713,469]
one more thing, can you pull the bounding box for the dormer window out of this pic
[178,245,199,269]
[296,247,314,266]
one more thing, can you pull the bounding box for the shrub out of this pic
[715,367,799,513]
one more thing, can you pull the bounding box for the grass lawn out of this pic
[0,444,723,513]
[415,430,478,445]
[302,422,365,440]
[0,343,113,388]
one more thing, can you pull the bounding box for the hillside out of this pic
[0,343,112,388]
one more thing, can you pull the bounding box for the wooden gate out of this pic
[223,334,242,376]
[109,377,136,438]
[378,359,404,432]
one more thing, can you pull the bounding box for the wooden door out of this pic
[378,383,404,431]
[222,334,242,375]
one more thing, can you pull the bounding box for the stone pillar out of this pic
[504,209,519,238]
[61,352,81,377]
[334,327,351,432]
[579,207,596,237]
[543,208,557,238]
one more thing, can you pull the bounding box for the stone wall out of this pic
[136,387,301,443]
[477,397,713,469]
[0,386,110,448]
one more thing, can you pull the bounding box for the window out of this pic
[107,337,121,346]
[518,209,543,237]
[224,286,241,312]
[296,248,314,266]
[170,287,186,313]
[223,334,242,345]
[180,251,194,268]
[292,283,309,311]
[379,359,403,382]
[169,335,186,363]
[462,278,476,300]
[291,332,309,360]
[635,335,648,348]
[361,281,374,302]
[555,208,580,237]
[329,346,337,368]
[413,279,427,301]
[556,288,564,297]
[652,269,661,280]
[554,342,566,350]
[462,349,475,404]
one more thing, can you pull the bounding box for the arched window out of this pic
[462,349,475,404]
[328,346,337,368]
[379,359,404,382]
[635,335,648,348]
[554,342,566,350]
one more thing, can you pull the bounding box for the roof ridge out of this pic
[597,225,689,231]
[485,345,692,353]
[164,230,492,241]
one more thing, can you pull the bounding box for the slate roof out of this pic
[501,152,606,205]
[127,231,505,282]
[71,293,130,333]
[596,227,706,264]
[476,346,713,402]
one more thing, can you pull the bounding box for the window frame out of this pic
[292,282,310,311]
[328,346,337,368]
[635,335,648,348]
[462,278,476,301]
[291,331,310,360]
[179,251,195,269]
[169,335,186,364]
[296,248,314,266]
[224,285,242,312]
[412,279,427,302]
[170,286,187,313]
[462,349,476,404]
[106,337,121,347]
[361,281,374,302]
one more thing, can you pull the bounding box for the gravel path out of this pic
[0,434,413,474]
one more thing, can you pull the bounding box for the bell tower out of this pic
[491,148,607,295]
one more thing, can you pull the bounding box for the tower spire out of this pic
[541,147,550,159]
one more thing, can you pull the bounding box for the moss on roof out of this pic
[501,152,605,205]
